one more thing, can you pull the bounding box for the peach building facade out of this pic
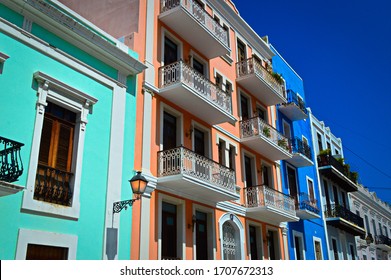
[59,0,299,260]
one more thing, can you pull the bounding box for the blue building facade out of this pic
[271,46,329,260]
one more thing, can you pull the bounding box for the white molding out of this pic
[0,52,9,63]
[16,228,77,260]
[22,72,96,219]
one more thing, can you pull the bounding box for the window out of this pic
[326,141,331,151]
[193,126,209,157]
[323,180,331,211]
[240,94,250,120]
[228,145,236,171]
[364,215,371,235]
[372,219,377,236]
[192,56,206,76]
[379,223,383,235]
[314,240,323,260]
[26,244,68,260]
[195,211,208,260]
[248,225,262,260]
[23,72,97,219]
[216,73,223,89]
[287,166,298,203]
[162,202,178,260]
[333,185,339,205]
[164,36,179,65]
[163,111,178,150]
[267,230,280,260]
[317,133,323,153]
[332,238,339,260]
[218,139,226,166]
[341,192,347,208]
[349,244,356,260]
[256,106,267,121]
[237,39,246,62]
[34,102,76,206]
[225,81,232,94]
[262,164,272,188]
[307,178,315,203]
[294,234,304,260]
[384,226,388,237]
[220,213,244,260]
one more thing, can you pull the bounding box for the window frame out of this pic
[22,72,97,219]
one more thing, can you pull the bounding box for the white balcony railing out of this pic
[159,61,232,114]
[240,116,291,152]
[160,0,229,47]
[245,185,296,216]
[158,146,236,193]
[236,57,285,99]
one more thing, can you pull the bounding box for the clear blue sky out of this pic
[233,0,391,204]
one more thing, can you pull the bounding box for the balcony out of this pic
[245,185,298,224]
[278,90,308,121]
[157,146,239,203]
[324,204,365,236]
[239,116,292,161]
[159,0,230,59]
[236,57,286,106]
[0,136,24,196]
[285,137,313,167]
[295,192,320,219]
[317,154,358,192]
[375,235,391,251]
[34,164,73,206]
[159,61,235,125]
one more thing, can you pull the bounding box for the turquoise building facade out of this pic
[272,46,329,260]
[0,0,145,259]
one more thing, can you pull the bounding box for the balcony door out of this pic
[162,202,178,260]
[163,111,177,150]
[195,211,208,260]
[240,94,250,121]
[287,166,298,204]
[164,36,179,65]
[267,230,279,260]
[244,155,256,206]
[194,128,206,157]
[249,225,261,260]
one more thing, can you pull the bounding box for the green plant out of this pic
[262,126,271,138]
[278,139,288,150]
[343,163,350,174]
[271,72,283,83]
[318,149,331,156]
[350,171,359,183]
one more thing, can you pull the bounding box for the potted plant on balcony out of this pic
[318,149,331,156]
[262,126,271,138]
[350,171,359,183]
[271,72,283,84]
[277,139,288,150]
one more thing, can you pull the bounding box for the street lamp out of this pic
[113,171,148,214]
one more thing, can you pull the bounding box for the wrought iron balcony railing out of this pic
[157,146,236,193]
[236,57,285,99]
[291,137,312,160]
[317,154,358,183]
[0,136,24,182]
[240,116,291,152]
[284,89,307,115]
[375,235,391,247]
[159,60,232,114]
[245,185,296,216]
[160,0,229,47]
[296,192,319,214]
[34,164,73,206]
[324,204,364,228]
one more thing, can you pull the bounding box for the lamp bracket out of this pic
[113,199,137,214]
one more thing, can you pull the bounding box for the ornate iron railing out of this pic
[375,235,391,247]
[324,204,364,228]
[245,185,296,216]
[0,136,24,182]
[239,116,291,153]
[317,154,358,183]
[159,61,232,114]
[157,146,236,193]
[284,89,307,115]
[34,164,73,206]
[296,192,319,214]
[160,0,228,47]
[291,137,312,160]
[236,57,285,99]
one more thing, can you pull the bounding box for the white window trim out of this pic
[16,228,77,260]
[215,133,238,169]
[159,102,184,151]
[213,69,234,94]
[246,221,264,260]
[0,52,9,63]
[235,35,247,62]
[192,204,217,260]
[313,236,323,260]
[306,176,316,200]
[157,193,186,260]
[22,71,97,219]
[260,160,274,188]
[219,213,245,260]
[189,50,209,78]
[292,230,306,260]
[160,28,183,66]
